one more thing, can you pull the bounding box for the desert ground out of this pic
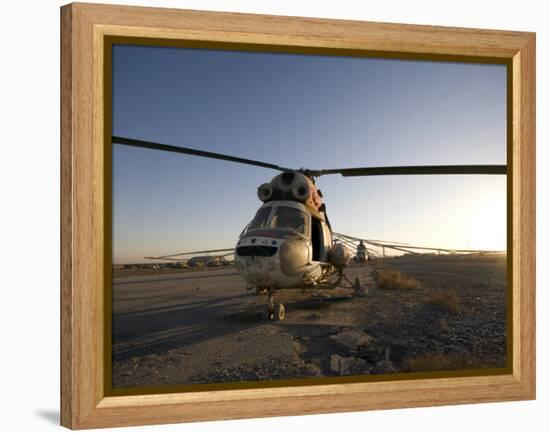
[112,254,507,388]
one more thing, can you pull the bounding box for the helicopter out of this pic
[113,136,506,321]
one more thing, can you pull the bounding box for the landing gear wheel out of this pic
[262,306,274,321]
[274,303,285,321]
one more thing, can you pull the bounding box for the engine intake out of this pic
[291,182,310,201]
[257,183,274,202]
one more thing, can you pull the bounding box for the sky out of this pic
[112,44,507,264]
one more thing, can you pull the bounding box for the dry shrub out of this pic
[376,269,421,290]
[402,352,485,372]
[426,291,461,315]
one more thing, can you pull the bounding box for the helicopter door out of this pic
[311,217,323,262]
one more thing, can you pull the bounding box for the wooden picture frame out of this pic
[60,2,535,429]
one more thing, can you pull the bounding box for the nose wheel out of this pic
[262,289,285,321]
[263,303,285,321]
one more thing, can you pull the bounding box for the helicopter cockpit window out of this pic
[271,206,308,236]
[247,206,272,231]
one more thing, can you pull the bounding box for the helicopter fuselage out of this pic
[234,200,338,290]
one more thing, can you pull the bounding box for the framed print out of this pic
[60,2,535,429]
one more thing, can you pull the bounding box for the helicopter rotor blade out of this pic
[113,137,506,178]
[144,248,235,260]
[332,232,410,245]
[112,136,293,172]
[310,165,506,177]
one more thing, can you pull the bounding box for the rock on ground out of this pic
[371,360,396,374]
[330,354,369,376]
[330,331,373,352]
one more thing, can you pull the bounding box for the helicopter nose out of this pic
[266,259,278,271]
[279,240,308,276]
